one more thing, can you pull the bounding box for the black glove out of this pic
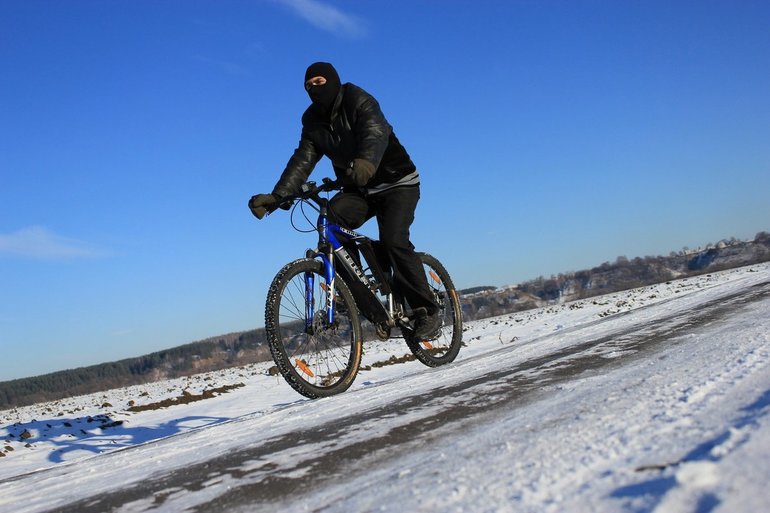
[347,159,376,187]
[248,193,278,220]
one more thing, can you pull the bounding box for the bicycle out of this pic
[263,178,463,398]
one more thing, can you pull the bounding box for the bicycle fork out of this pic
[304,249,337,333]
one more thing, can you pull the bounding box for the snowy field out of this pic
[1,263,769,512]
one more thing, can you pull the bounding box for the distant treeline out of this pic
[2,232,768,409]
[1,330,269,409]
[460,232,770,320]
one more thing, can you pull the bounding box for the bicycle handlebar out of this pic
[276,178,341,210]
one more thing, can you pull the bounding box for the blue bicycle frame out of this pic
[304,195,378,329]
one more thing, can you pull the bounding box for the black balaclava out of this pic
[304,62,341,112]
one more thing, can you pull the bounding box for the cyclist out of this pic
[249,61,441,340]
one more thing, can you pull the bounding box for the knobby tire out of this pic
[404,252,464,367]
[265,258,363,398]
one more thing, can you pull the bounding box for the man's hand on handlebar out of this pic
[248,193,279,220]
[249,179,341,220]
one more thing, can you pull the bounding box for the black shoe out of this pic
[414,311,442,340]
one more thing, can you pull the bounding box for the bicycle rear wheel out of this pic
[265,258,363,398]
[405,252,463,366]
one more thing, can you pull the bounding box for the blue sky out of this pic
[2,0,768,381]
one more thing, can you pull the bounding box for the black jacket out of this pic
[272,83,416,198]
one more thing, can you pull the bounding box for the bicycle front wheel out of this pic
[405,252,464,367]
[265,258,363,398]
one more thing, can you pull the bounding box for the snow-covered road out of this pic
[2,264,769,512]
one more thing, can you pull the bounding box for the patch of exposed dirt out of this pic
[126,384,245,413]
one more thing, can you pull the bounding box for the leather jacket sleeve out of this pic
[272,131,322,198]
[353,93,392,168]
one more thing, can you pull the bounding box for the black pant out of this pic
[329,186,438,315]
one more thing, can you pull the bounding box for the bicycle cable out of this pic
[288,188,333,234]
[289,200,316,233]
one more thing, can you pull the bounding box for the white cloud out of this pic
[0,226,106,260]
[276,0,366,38]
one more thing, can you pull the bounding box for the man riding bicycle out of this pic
[249,62,441,340]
